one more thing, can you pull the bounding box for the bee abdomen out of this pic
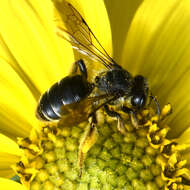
[36,75,92,121]
[36,91,60,121]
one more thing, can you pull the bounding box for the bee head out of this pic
[131,75,148,109]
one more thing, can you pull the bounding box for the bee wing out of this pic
[54,1,118,71]
[59,94,112,126]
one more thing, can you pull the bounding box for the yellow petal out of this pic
[0,134,23,177]
[0,0,74,97]
[182,152,190,166]
[68,0,113,56]
[0,60,38,139]
[104,0,143,62]
[0,178,27,190]
[0,133,22,156]
[121,0,190,137]
[177,127,190,145]
[0,170,15,179]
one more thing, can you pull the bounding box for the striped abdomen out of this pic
[36,75,92,121]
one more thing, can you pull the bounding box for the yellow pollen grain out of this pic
[36,169,49,182]
[43,151,56,162]
[161,103,172,117]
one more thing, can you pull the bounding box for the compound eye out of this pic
[131,95,146,109]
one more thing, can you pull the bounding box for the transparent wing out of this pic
[54,1,118,70]
[59,94,114,126]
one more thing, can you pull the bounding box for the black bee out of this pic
[36,1,160,173]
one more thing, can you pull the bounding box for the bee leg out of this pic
[71,59,88,79]
[121,106,140,129]
[130,111,140,129]
[104,105,127,135]
[149,95,161,121]
[78,114,98,178]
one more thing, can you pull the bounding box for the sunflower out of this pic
[0,0,190,189]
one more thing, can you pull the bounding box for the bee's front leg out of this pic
[78,114,98,177]
[121,106,140,129]
[104,105,127,135]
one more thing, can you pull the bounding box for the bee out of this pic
[36,1,160,174]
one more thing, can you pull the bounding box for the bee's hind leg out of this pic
[70,59,88,79]
[104,105,127,135]
[78,114,98,178]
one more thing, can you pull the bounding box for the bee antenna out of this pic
[149,95,160,121]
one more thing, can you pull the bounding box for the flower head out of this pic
[0,0,190,190]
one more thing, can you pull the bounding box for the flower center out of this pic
[14,104,190,190]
